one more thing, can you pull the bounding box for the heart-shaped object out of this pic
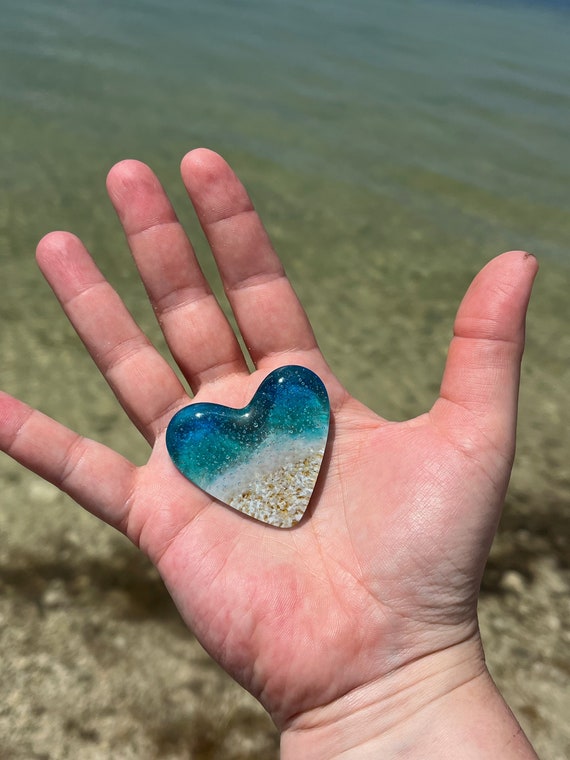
[166,366,330,528]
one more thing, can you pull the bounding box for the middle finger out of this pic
[106,160,249,393]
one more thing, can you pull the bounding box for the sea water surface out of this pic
[2,0,570,258]
[2,0,569,421]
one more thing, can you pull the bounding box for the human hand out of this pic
[0,150,538,758]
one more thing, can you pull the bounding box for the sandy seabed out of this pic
[1,381,568,759]
[210,439,325,528]
[1,465,568,759]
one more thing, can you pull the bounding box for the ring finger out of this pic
[36,232,187,443]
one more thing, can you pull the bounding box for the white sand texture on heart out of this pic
[207,435,325,528]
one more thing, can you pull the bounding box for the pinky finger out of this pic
[0,392,136,534]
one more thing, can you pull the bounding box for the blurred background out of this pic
[0,0,568,757]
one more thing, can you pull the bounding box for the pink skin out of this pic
[0,150,537,740]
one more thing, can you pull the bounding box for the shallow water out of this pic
[1,0,569,582]
[2,0,570,255]
[1,1,569,757]
[1,0,569,585]
[2,0,569,412]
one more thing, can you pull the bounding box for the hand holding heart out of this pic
[0,150,539,757]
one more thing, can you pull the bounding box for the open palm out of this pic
[0,150,537,732]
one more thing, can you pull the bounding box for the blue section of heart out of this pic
[165,365,330,492]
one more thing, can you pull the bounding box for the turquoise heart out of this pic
[166,366,330,528]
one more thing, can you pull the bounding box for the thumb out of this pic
[432,250,538,460]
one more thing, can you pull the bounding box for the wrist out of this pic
[280,636,537,760]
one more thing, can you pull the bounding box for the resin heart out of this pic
[166,366,330,528]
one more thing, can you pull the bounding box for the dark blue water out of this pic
[167,366,329,485]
